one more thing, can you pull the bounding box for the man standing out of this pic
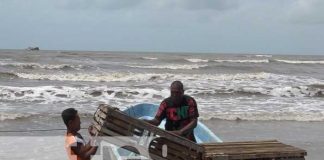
[146,81,199,142]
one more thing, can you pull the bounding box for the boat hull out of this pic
[123,103,222,143]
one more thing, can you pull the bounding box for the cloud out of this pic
[56,0,143,10]
[144,0,239,11]
[52,0,240,11]
[288,0,324,24]
[178,0,239,11]
[0,0,240,14]
[1,0,323,54]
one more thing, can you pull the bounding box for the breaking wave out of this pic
[141,57,158,60]
[272,59,324,64]
[7,71,324,98]
[1,83,323,108]
[12,71,321,84]
[213,59,269,63]
[1,83,323,122]
[0,113,33,121]
[15,72,170,82]
[188,85,324,98]
[0,62,86,70]
[0,85,167,104]
[200,111,324,121]
[255,55,273,58]
[186,58,209,63]
[125,64,208,70]
[0,72,18,79]
[13,72,276,82]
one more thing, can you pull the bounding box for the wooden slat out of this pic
[149,147,185,160]
[104,122,133,136]
[150,141,191,159]
[98,104,110,113]
[204,145,304,153]
[219,153,305,160]
[202,140,280,147]
[203,148,305,155]
[105,116,132,131]
[202,142,305,152]
[150,141,199,160]
[201,140,306,160]
[150,137,200,159]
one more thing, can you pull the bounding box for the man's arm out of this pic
[71,126,98,160]
[170,118,197,136]
[144,118,161,126]
[144,101,167,126]
[71,142,98,160]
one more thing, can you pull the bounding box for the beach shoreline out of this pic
[1,117,322,159]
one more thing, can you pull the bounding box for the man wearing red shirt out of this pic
[146,81,199,142]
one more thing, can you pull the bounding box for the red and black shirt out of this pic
[155,95,199,142]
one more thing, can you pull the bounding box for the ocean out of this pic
[0,49,323,159]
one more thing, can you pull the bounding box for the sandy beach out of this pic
[1,117,322,159]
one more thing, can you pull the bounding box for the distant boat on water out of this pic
[26,47,40,51]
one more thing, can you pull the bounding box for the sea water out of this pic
[0,49,324,159]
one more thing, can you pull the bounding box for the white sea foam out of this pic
[0,58,12,61]
[255,55,272,58]
[0,112,31,121]
[222,85,323,98]
[0,62,84,70]
[213,59,269,63]
[14,72,275,82]
[274,59,324,64]
[125,64,208,70]
[1,82,324,121]
[2,73,323,103]
[0,85,168,106]
[186,58,209,63]
[3,70,324,122]
[14,72,324,96]
[16,72,171,82]
[141,57,158,60]
[13,72,308,84]
[199,111,324,121]
[196,96,324,121]
[0,85,167,118]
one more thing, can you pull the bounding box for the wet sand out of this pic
[202,119,324,160]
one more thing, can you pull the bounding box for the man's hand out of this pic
[143,118,161,126]
[88,124,96,137]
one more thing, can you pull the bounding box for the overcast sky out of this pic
[1,0,324,55]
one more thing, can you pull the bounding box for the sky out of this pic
[0,0,324,55]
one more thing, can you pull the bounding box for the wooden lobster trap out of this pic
[201,140,306,160]
[90,104,307,160]
[90,104,204,160]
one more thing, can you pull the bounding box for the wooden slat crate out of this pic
[201,140,307,160]
[90,104,307,160]
[90,104,204,160]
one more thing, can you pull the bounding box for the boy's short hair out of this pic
[61,108,78,127]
